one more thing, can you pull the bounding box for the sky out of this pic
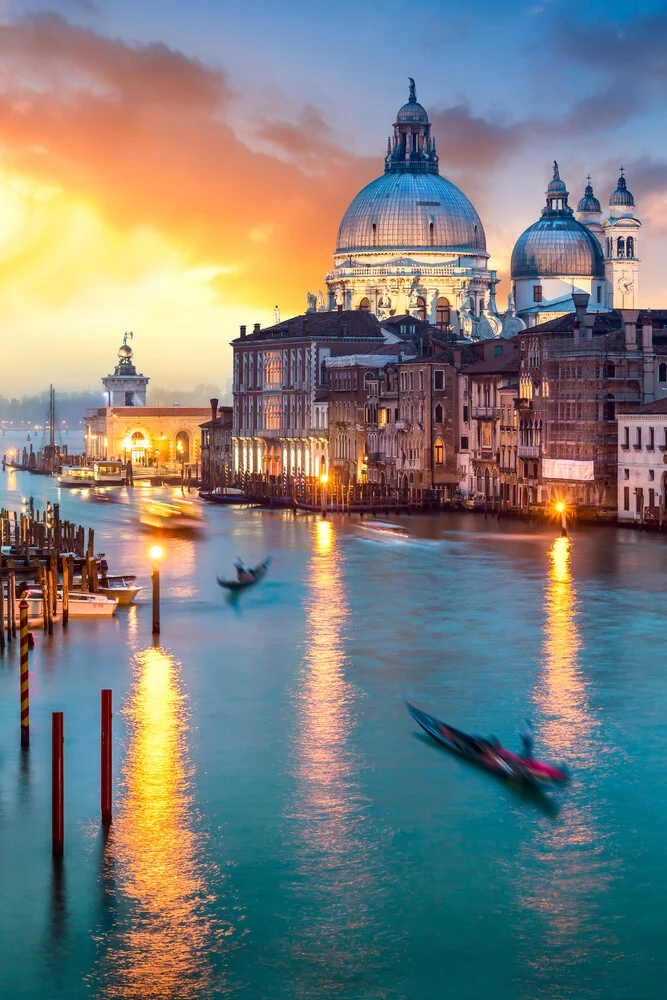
[1,0,667,394]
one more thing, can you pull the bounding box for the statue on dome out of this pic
[409,78,416,102]
[317,290,325,312]
[306,292,317,313]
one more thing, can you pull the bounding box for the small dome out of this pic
[511,215,604,280]
[547,161,567,194]
[396,100,429,123]
[610,172,634,207]
[577,179,601,214]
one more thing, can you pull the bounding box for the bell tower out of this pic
[602,169,641,309]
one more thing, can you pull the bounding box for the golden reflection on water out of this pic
[98,646,231,999]
[289,519,374,977]
[517,536,613,994]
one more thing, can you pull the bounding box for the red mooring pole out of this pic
[101,689,112,824]
[52,712,64,857]
[19,599,29,748]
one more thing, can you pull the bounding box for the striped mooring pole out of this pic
[52,712,64,857]
[19,599,29,748]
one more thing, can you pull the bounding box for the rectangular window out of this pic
[648,427,655,449]
[460,436,469,450]
[533,285,542,303]
[624,486,630,511]
[597,285,602,303]
[649,469,655,481]
[649,489,655,507]
[624,468,629,480]
[434,370,444,391]
[635,426,642,449]
[463,405,469,424]
[409,372,414,391]
[419,370,424,391]
[622,425,629,449]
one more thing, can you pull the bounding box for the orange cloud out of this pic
[0,13,375,317]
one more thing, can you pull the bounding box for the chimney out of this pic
[337,304,343,312]
[572,292,589,324]
[210,397,219,422]
[583,313,596,341]
[239,324,246,339]
[253,323,261,334]
[642,311,653,352]
[622,309,639,352]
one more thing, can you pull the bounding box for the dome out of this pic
[118,344,133,359]
[396,100,429,123]
[511,215,604,279]
[547,161,567,194]
[577,179,601,214]
[610,172,634,207]
[336,171,486,254]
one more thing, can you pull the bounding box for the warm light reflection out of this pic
[149,544,163,563]
[517,536,612,992]
[98,646,232,998]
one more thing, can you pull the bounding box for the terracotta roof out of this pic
[526,309,667,337]
[231,311,383,343]
[461,351,520,375]
[617,397,667,415]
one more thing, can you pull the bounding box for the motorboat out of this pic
[57,589,118,616]
[93,460,125,485]
[406,703,569,786]
[217,557,271,591]
[56,465,95,487]
[356,519,409,539]
[204,487,255,505]
[98,575,143,606]
[139,497,205,532]
[5,589,62,626]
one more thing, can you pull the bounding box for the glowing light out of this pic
[150,545,163,562]
[319,471,328,485]
[555,501,565,514]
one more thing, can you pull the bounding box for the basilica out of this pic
[318,81,641,335]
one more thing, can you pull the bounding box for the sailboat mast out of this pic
[49,385,55,450]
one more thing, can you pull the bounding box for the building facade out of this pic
[231,311,385,479]
[617,399,667,525]
[84,338,209,468]
[200,399,233,491]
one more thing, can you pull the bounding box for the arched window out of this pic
[659,363,667,383]
[359,297,370,313]
[626,236,634,258]
[434,403,444,423]
[175,430,190,463]
[436,297,450,330]
[416,296,427,322]
[605,361,616,379]
[372,222,377,245]
[603,394,616,422]
[606,237,612,257]
[434,438,444,465]
[617,237,625,258]
[429,220,434,245]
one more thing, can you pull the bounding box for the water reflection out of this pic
[288,520,380,993]
[516,536,614,997]
[95,646,232,999]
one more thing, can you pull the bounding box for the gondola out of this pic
[406,703,568,786]
[217,557,271,591]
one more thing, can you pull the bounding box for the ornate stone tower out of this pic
[602,170,641,309]
[101,332,149,407]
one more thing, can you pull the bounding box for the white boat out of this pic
[56,465,95,487]
[356,520,409,538]
[93,460,125,485]
[59,590,118,616]
[98,575,143,606]
[4,589,62,626]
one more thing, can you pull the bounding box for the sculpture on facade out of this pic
[306,292,317,312]
[317,290,325,311]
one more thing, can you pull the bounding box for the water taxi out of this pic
[56,465,95,487]
[93,460,125,485]
[98,575,143,606]
[139,497,205,532]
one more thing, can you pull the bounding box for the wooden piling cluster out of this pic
[1,502,101,637]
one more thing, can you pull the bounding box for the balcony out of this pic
[367,452,385,463]
[517,445,540,459]
[471,405,499,419]
[395,419,409,431]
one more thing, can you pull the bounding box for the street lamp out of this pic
[555,500,568,538]
[320,471,328,518]
[150,545,163,635]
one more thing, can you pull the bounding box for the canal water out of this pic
[0,469,665,1000]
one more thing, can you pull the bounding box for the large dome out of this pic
[336,171,486,254]
[511,215,604,279]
